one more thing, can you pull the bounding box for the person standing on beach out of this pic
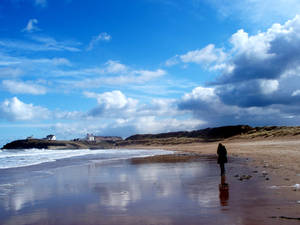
[217,143,228,176]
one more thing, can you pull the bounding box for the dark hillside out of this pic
[126,125,253,141]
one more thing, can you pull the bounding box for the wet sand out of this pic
[122,137,300,223]
[0,152,299,225]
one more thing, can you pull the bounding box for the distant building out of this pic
[94,136,122,142]
[46,135,56,141]
[86,133,95,141]
[27,135,34,140]
[85,134,122,142]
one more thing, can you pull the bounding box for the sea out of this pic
[0,148,173,169]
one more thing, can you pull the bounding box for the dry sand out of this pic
[121,136,300,220]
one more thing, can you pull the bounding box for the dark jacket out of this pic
[217,143,228,164]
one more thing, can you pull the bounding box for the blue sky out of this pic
[1,0,300,145]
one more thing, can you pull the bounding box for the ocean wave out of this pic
[0,148,172,169]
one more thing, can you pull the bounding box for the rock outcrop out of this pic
[1,139,115,150]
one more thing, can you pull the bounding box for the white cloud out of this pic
[32,57,72,66]
[87,32,111,50]
[134,116,205,134]
[84,90,138,117]
[133,69,166,83]
[93,90,134,109]
[292,90,300,96]
[80,90,197,135]
[49,121,111,139]
[69,68,166,88]
[0,97,50,121]
[50,115,204,139]
[22,19,40,33]
[2,80,47,95]
[180,44,226,66]
[259,79,279,95]
[230,29,271,59]
[54,111,84,120]
[166,44,227,70]
[177,85,300,127]
[105,60,127,74]
[182,86,217,102]
[207,15,300,109]
[165,55,180,67]
[178,86,242,123]
[30,35,81,52]
[149,98,178,116]
[0,36,81,52]
[0,68,23,78]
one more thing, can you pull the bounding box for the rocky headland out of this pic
[1,138,115,150]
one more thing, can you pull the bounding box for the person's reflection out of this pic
[219,175,229,206]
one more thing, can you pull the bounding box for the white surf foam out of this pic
[0,148,173,169]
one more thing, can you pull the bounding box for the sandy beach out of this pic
[121,136,300,222]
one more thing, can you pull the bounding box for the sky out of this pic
[1,0,300,145]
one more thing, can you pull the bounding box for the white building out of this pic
[46,135,56,141]
[86,133,95,141]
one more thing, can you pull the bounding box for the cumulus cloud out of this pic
[217,16,300,84]
[84,90,138,117]
[0,97,85,122]
[2,80,47,95]
[292,90,300,97]
[259,79,279,95]
[202,15,300,109]
[22,19,40,33]
[180,44,226,66]
[47,91,199,138]
[147,98,178,116]
[168,14,300,112]
[166,44,226,69]
[177,85,300,126]
[182,86,216,102]
[0,97,50,121]
[178,86,239,121]
[166,15,300,120]
[87,32,111,50]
